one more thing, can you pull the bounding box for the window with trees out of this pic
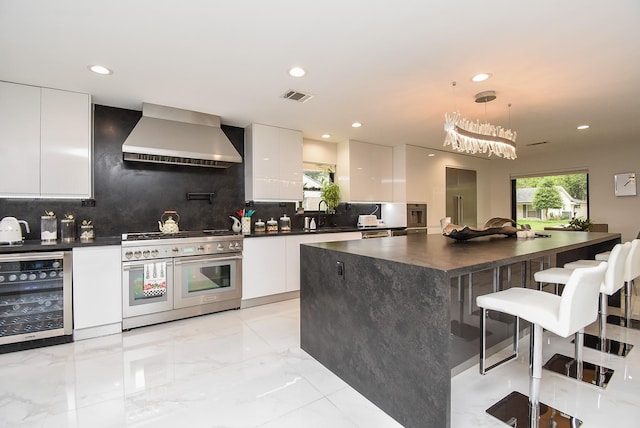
[511,172,589,229]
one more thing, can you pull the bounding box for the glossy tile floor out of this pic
[0,297,639,427]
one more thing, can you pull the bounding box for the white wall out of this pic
[302,139,337,165]
[393,145,495,231]
[488,141,640,242]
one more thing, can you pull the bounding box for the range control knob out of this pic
[172,247,180,255]
[133,251,142,259]
[228,242,235,250]
[197,246,205,253]
[151,249,159,257]
[234,242,241,250]
[125,251,133,259]
[142,250,150,258]
[217,243,224,251]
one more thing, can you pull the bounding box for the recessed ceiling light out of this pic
[577,125,590,130]
[289,67,306,77]
[321,134,331,139]
[89,65,113,75]
[351,122,362,128]
[428,153,436,157]
[471,73,491,82]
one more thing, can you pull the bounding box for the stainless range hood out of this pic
[122,103,242,168]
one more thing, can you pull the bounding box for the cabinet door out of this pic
[278,127,303,201]
[72,246,122,330]
[405,145,430,203]
[348,141,392,202]
[40,88,91,197]
[250,124,281,200]
[242,237,286,300]
[0,82,41,196]
[374,144,393,202]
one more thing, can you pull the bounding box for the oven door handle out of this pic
[173,255,242,266]
[122,258,173,271]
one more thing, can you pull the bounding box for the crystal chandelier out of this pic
[443,89,517,160]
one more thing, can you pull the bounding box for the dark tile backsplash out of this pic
[0,105,381,240]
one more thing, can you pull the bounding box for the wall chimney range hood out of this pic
[122,103,242,168]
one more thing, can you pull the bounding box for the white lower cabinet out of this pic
[72,246,122,340]
[242,232,362,305]
[242,236,287,300]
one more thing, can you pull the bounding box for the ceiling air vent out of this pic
[282,89,313,103]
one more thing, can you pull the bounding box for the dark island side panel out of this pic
[300,244,451,428]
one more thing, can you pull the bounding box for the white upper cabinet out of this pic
[337,140,392,202]
[40,88,92,197]
[0,82,41,195]
[393,144,431,203]
[245,123,303,201]
[0,81,92,198]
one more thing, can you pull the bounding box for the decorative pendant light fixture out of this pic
[443,85,517,160]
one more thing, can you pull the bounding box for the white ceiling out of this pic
[1,1,639,159]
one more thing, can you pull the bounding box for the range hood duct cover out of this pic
[122,103,242,168]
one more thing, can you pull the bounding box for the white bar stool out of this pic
[565,239,640,332]
[535,242,631,357]
[477,263,607,428]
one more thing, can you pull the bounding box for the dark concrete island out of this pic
[300,231,620,428]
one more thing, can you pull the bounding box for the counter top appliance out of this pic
[357,215,379,228]
[0,217,30,245]
[406,203,427,234]
[121,230,242,329]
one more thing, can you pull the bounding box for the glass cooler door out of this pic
[0,252,72,345]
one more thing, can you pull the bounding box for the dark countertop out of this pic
[0,225,405,252]
[305,230,621,275]
[245,225,404,238]
[0,236,122,254]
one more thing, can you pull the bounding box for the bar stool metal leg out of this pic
[486,324,585,427]
[607,279,640,329]
[575,330,584,382]
[468,273,473,315]
[529,324,543,428]
[479,308,519,375]
[582,293,634,356]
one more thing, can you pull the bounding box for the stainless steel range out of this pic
[121,230,242,329]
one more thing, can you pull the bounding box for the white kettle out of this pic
[0,217,30,244]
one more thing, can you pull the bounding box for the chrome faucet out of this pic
[317,200,328,228]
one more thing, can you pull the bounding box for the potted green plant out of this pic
[321,179,341,213]
[568,217,593,231]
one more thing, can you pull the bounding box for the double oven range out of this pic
[121,231,242,329]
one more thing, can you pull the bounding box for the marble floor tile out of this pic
[0,297,639,427]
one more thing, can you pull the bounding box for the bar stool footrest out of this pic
[543,353,614,388]
[486,391,583,427]
[450,320,482,341]
[607,314,640,330]
[579,333,634,357]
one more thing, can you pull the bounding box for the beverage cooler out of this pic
[0,251,73,351]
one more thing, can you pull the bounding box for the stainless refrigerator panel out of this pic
[446,167,477,227]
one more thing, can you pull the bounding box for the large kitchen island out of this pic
[300,231,620,428]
